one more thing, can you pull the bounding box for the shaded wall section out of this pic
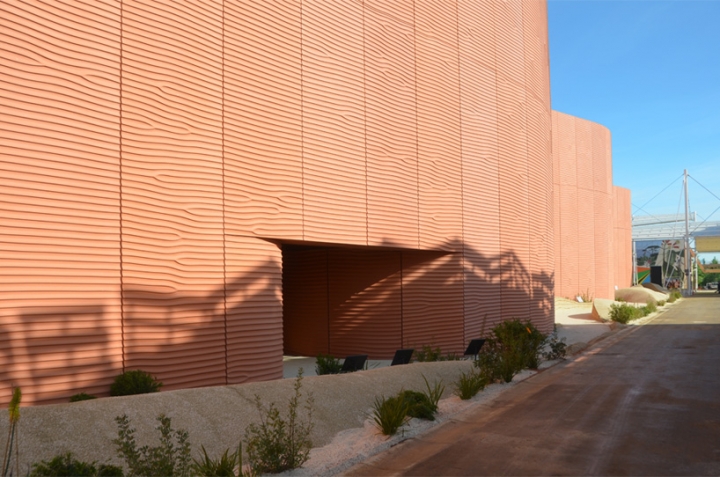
[1,0,552,404]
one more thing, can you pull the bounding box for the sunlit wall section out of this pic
[0,0,122,405]
[223,0,302,383]
[614,186,633,289]
[552,111,617,301]
[120,0,226,391]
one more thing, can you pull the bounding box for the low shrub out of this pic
[314,354,342,375]
[30,453,122,477]
[414,344,443,362]
[192,443,256,477]
[454,370,486,400]
[542,330,567,361]
[645,301,658,314]
[372,395,409,436]
[398,390,435,420]
[609,303,647,324]
[579,289,593,303]
[474,319,548,383]
[245,370,314,474]
[70,393,97,402]
[668,290,682,303]
[657,300,666,307]
[114,414,191,477]
[110,369,162,396]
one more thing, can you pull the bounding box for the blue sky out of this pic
[547,0,720,231]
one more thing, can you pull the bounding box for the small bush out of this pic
[314,354,342,375]
[668,290,682,303]
[543,331,567,361]
[30,453,122,477]
[398,390,435,420]
[615,297,626,302]
[645,301,657,313]
[579,289,593,303]
[609,303,647,324]
[70,393,97,402]
[657,300,666,307]
[110,370,162,396]
[372,395,409,436]
[114,413,191,477]
[414,345,443,362]
[192,443,256,477]
[454,370,486,400]
[245,369,314,474]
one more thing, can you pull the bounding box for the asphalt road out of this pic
[345,293,720,476]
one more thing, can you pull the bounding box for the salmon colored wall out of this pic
[614,187,633,289]
[1,0,552,404]
[552,111,620,300]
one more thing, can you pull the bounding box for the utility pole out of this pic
[684,169,692,295]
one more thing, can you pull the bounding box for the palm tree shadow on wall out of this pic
[283,238,554,360]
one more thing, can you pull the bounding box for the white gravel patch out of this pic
[280,367,545,477]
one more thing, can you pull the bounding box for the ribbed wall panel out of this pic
[0,0,122,405]
[592,123,612,299]
[402,252,464,355]
[328,249,402,358]
[415,0,462,251]
[497,78,531,320]
[575,119,595,297]
[121,0,226,390]
[302,1,367,244]
[614,186,632,289]
[225,237,283,383]
[551,113,563,299]
[365,5,419,248]
[459,0,503,337]
[1,0,557,404]
[223,0,303,239]
[557,113,579,298]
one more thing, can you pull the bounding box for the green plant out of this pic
[245,369,314,474]
[70,393,97,402]
[615,297,626,302]
[2,387,21,477]
[414,345,443,362]
[421,375,444,410]
[668,290,682,303]
[579,289,593,303]
[473,319,547,383]
[657,300,666,307]
[314,354,342,375]
[645,301,657,313]
[542,331,567,361]
[454,370,486,400]
[110,370,162,396]
[30,452,123,477]
[609,302,646,324]
[114,414,191,477]
[191,442,256,477]
[397,391,435,420]
[371,395,409,436]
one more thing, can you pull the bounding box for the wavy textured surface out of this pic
[121,0,225,390]
[552,111,618,301]
[302,1,367,244]
[365,4,419,248]
[0,0,122,404]
[1,0,557,404]
[223,0,303,240]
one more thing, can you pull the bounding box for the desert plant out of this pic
[645,301,657,313]
[30,452,122,477]
[473,319,547,383]
[397,390,435,420]
[454,370,486,400]
[2,387,21,477]
[245,369,314,474]
[421,375,444,410]
[579,289,593,303]
[414,344,443,362]
[314,354,342,375]
[609,302,646,324]
[371,395,409,436]
[110,370,162,396]
[657,300,666,307]
[70,393,97,402]
[114,414,191,477]
[542,330,567,361]
[668,290,682,303]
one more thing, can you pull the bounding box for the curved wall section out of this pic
[552,111,629,300]
[1,0,552,404]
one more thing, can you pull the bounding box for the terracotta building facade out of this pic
[1,0,628,405]
[551,111,632,300]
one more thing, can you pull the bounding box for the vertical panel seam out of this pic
[222,0,228,385]
[119,0,125,373]
[300,1,305,241]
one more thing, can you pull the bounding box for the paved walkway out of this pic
[345,294,720,476]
